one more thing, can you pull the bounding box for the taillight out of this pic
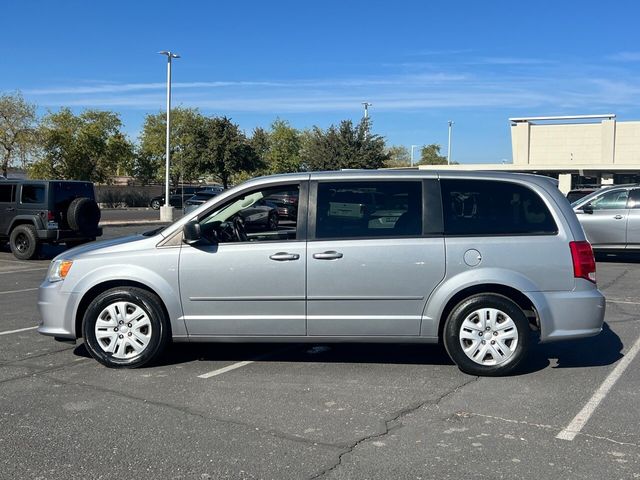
[569,241,596,283]
[47,211,55,221]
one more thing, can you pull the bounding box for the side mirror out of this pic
[183,220,202,245]
[582,204,594,214]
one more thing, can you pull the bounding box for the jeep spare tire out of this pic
[67,197,101,232]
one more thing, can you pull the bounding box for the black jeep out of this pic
[0,179,102,260]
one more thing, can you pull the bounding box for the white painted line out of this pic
[0,267,48,275]
[197,346,296,379]
[0,326,38,336]
[556,332,640,441]
[607,299,640,306]
[198,360,255,379]
[0,287,39,295]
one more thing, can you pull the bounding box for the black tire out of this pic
[9,224,40,260]
[67,197,101,232]
[82,287,170,368]
[443,294,530,377]
[150,199,161,210]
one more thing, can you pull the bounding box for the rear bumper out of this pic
[37,281,81,339]
[36,228,102,242]
[529,287,606,342]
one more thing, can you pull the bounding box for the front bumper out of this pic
[529,287,606,342]
[37,281,81,339]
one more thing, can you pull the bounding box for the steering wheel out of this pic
[232,215,248,242]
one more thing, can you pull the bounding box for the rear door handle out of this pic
[269,252,300,261]
[5,207,15,211]
[614,215,624,220]
[313,251,344,260]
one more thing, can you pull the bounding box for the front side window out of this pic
[198,184,299,243]
[588,190,629,211]
[315,181,422,239]
[441,179,557,236]
[0,184,15,203]
[21,184,46,204]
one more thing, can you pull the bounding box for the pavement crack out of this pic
[41,375,346,452]
[308,376,479,480]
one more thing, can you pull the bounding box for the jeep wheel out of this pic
[67,197,101,233]
[9,225,40,260]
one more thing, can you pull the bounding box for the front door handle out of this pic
[5,207,15,211]
[313,251,344,260]
[614,215,624,220]
[269,252,300,261]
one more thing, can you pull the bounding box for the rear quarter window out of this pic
[441,179,558,236]
[21,184,46,204]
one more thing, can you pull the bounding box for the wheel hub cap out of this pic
[94,301,152,359]
[459,307,519,366]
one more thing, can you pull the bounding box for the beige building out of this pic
[419,114,640,193]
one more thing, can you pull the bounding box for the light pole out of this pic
[362,102,372,119]
[410,145,419,167]
[158,50,180,222]
[447,120,454,165]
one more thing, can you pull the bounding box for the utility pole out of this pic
[410,145,419,167]
[158,50,180,222]
[447,120,454,165]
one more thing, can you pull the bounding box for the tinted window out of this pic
[441,179,557,236]
[628,189,640,209]
[315,181,422,239]
[53,182,94,212]
[21,184,46,204]
[589,189,629,210]
[0,184,15,202]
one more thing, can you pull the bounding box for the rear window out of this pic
[441,179,558,236]
[53,182,95,203]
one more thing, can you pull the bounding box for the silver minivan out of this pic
[38,171,605,376]
[572,184,640,251]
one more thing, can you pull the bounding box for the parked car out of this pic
[183,191,220,215]
[38,171,604,376]
[0,180,102,259]
[149,186,222,210]
[265,189,298,220]
[572,184,640,251]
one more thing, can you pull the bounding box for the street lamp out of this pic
[447,120,454,165]
[410,145,419,167]
[362,102,372,119]
[158,50,180,222]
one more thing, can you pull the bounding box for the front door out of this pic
[179,181,308,336]
[306,179,446,336]
[577,188,629,248]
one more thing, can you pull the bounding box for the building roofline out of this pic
[509,114,616,124]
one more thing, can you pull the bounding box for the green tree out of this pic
[136,107,206,186]
[385,145,411,168]
[265,119,301,174]
[0,92,38,178]
[29,108,133,182]
[201,116,260,188]
[303,119,388,171]
[249,126,270,171]
[418,144,448,165]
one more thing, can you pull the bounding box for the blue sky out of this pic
[2,0,640,163]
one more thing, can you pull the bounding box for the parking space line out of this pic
[0,288,39,295]
[0,267,48,275]
[0,326,38,336]
[607,299,640,306]
[197,346,296,379]
[556,332,640,441]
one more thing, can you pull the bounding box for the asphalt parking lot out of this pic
[1,226,639,479]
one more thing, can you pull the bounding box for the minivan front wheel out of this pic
[82,287,169,368]
[443,294,530,376]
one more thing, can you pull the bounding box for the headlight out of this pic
[48,260,73,282]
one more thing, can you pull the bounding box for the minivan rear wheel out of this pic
[443,294,530,376]
[82,287,170,368]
